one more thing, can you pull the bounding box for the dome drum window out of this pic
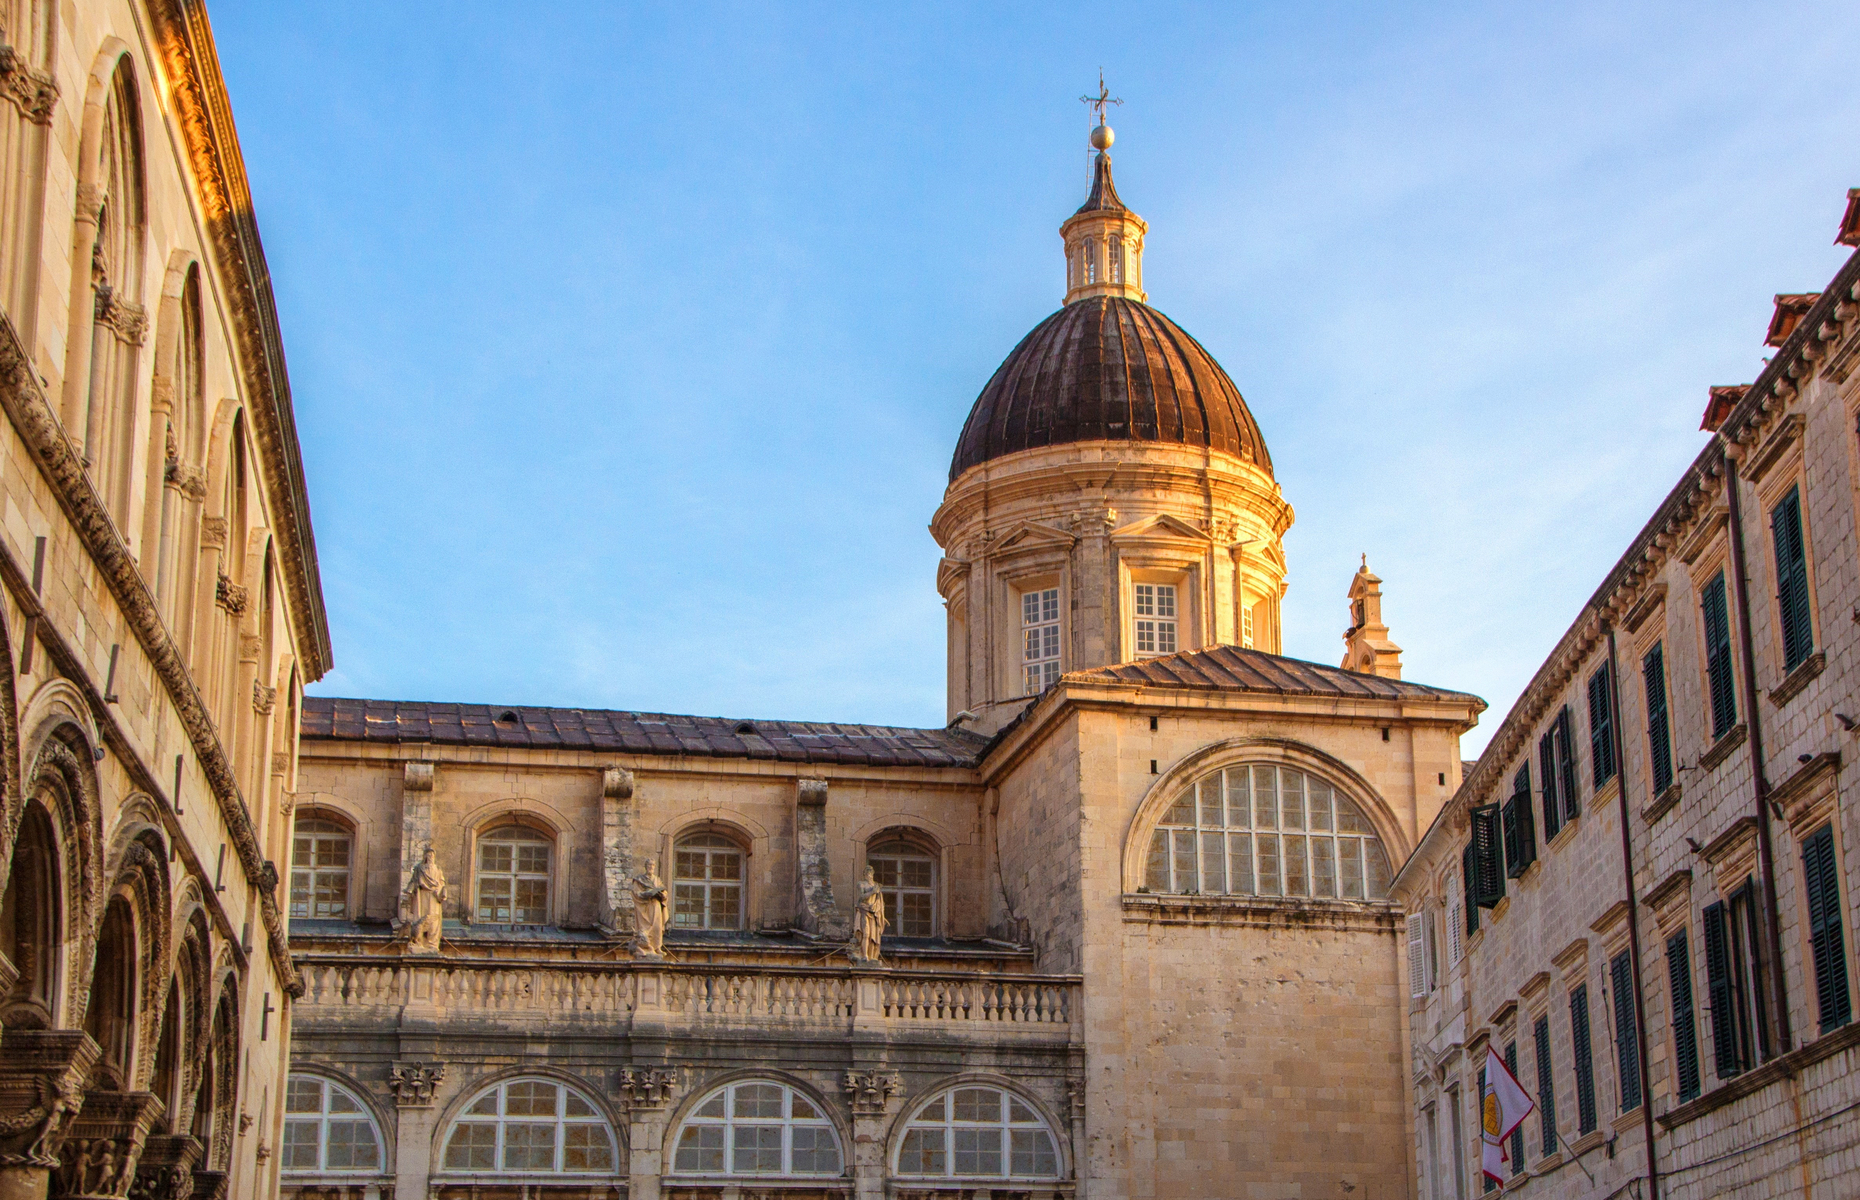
[441,1079,616,1175]
[896,1086,1060,1180]
[1144,765,1391,901]
[672,1081,843,1177]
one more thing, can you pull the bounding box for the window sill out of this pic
[1588,776,1620,814]
[1612,1106,1645,1135]
[1656,1020,1860,1129]
[1547,817,1581,853]
[1699,723,1748,773]
[1563,1129,1605,1157]
[1641,783,1682,824]
[1121,892,1397,933]
[1768,650,1825,708]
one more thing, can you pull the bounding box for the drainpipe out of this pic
[1723,454,1794,1055]
[1604,625,1660,1200]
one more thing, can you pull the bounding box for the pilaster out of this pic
[794,780,844,938]
[842,1070,901,1200]
[620,1067,680,1200]
[599,766,638,934]
[397,760,434,924]
[388,1059,444,1200]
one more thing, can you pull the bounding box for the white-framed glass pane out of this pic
[290,819,351,919]
[669,1082,842,1178]
[282,1076,383,1176]
[438,1079,616,1176]
[673,835,746,930]
[871,841,937,937]
[895,1086,1059,1179]
[475,827,553,925]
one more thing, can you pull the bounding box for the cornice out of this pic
[146,0,331,680]
[0,312,299,997]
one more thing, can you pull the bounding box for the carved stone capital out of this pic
[129,1134,201,1200]
[0,1030,100,1171]
[0,44,59,124]
[93,288,148,346]
[197,517,226,550]
[186,1170,225,1200]
[841,1070,901,1116]
[251,682,275,716]
[212,574,246,616]
[616,1067,679,1111]
[163,463,206,501]
[55,1090,164,1200]
[388,1062,445,1108]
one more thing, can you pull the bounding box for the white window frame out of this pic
[474,826,553,925]
[673,833,745,931]
[282,1075,384,1175]
[440,1078,617,1176]
[671,1080,844,1178]
[1021,586,1061,695]
[1134,583,1178,656]
[894,1085,1061,1180]
[290,818,352,920]
[868,839,938,938]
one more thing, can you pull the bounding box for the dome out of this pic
[949,295,1272,482]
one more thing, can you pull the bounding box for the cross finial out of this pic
[1081,69,1122,128]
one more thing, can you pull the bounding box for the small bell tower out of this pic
[1342,556,1403,679]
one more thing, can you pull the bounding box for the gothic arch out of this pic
[163,898,213,1133]
[1120,735,1408,895]
[196,958,240,1168]
[141,251,207,624]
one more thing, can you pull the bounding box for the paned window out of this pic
[1143,765,1390,900]
[1022,587,1061,695]
[1610,951,1642,1112]
[1666,930,1701,1102]
[868,839,936,938]
[1447,878,1465,966]
[1701,573,1737,740]
[1532,1015,1557,1157]
[1571,984,1597,1134]
[282,1076,382,1174]
[1770,487,1814,672]
[1587,667,1616,788]
[290,819,351,920]
[1109,235,1124,282]
[1642,643,1674,796]
[673,833,744,930]
[1134,583,1178,656]
[441,1079,615,1174]
[475,827,551,924]
[896,1086,1059,1179]
[1801,824,1852,1033]
[1704,882,1773,1079]
[672,1081,842,1177]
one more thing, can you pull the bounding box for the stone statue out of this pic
[854,865,887,962]
[404,846,447,954]
[632,860,668,958]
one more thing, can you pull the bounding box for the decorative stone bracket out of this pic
[251,681,276,716]
[213,573,247,615]
[842,1071,901,1116]
[56,1090,164,1200]
[0,43,59,124]
[0,1029,99,1171]
[131,1133,203,1200]
[388,1062,446,1108]
[617,1067,679,1111]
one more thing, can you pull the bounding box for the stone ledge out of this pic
[1656,1020,1860,1129]
[1768,650,1825,708]
[1700,723,1748,773]
[1120,892,1398,933]
[1641,782,1682,824]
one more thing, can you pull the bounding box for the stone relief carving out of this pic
[212,574,246,616]
[403,846,446,954]
[197,517,226,550]
[93,286,148,346]
[0,45,59,124]
[250,682,275,716]
[617,1067,679,1110]
[841,1071,901,1115]
[388,1062,446,1108]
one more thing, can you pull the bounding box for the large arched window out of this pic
[282,1075,383,1174]
[0,801,62,1027]
[85,59,147,525]
[474,825,552,925]
[895,1085,1060,1180]
[290,817,352,920]
[868,837,937,938]
[673,833,743,931]
[1144,764,1392,900]
[441,1078,616,1174]
[671,1080,842,1177]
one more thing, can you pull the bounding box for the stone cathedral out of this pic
[281,114,1488,1200]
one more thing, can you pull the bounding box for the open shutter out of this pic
[1538,729,1561,841]
[1770,489,1814,671]
[1533,1015,1557,1156]
[1570,984,1597,1133]
[1503,768,1535,879]
[1408,913,1426,998]
[1803,825,1853,1032]
[1702,575,1737,739]
[1642,644,1673,796]
[1610,951,1641,1112]
[1470,805,1505,907]
[1703,901,1738,1080]
[1448,885,1465,965]
[1556,707,1580,823]
[1667,930,1700,1102]
[1587,669,1616,786]
[1462,845,1481,935]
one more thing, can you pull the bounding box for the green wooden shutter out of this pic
[1533,1015,1557,1155]
[1610,951,1641,1111]
[1770,488,1814,671]
[1470,805,1506,907]
[1703,901,1738,1079]
[1666,929,1700,1101]
[1506,1042,1524,1171]
[1502,768,1535,879]
[1462,844,1480,935]
[1570,984,1597,1133]
[1802,824,1853,1032]
[1555,708,1579,823]
[1538,730,1561,841]
[1642,643,1673,796]
[1701,574,1737,739]
[1587,669,1616,787]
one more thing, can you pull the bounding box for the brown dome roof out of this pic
[950,296,1271,482]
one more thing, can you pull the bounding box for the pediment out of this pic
[936,557,971,599]
[992,522,1078,556]
[1108,513,1211,545]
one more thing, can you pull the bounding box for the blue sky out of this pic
[211,2,1860,754]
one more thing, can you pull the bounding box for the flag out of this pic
[1481,1044,1536,1182]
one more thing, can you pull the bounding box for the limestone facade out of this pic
[1395,217,1860,1198]
[0,1,332,1199]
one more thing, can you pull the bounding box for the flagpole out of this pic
[1548,1124,1597,1186]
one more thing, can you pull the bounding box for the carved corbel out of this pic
[841,1071,901,1116]
[212,574,246,615]
[0,1030,100,1172]
[0,44,59,124]
[616,1067,679,1111]
[603,767,634,800]
[388,1062,445,1108]
[130,1133,202,1200]
[55,1090,164,1200]
[250,682,275,716]
[403,762,435,793]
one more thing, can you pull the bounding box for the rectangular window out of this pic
[1501,767,1535,879]
[1448,1086,1469,1200]
[1408,914,1427,999]
[1802,824,1853,1033]
[1642,643,1674,796]
[1538,727,1561,842]
[1610,950,1642,1112]
[1571,984,1598,1134]
[1533,1015,1557,1156]
[1021,587,1061,695]
[1555,707,1579,824]
[1587,667,1616,788]
[1770,487,1814,672]
[1667,929,1701,1102]
[1426,1104,1442,1200]
[1468,806,1505,909]
[1701,573,1737,740]
[1704,887,1772,1079]
[1505,1042,1524,1172]
[1134,583,1178,656]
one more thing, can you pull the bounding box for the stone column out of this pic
[0,1029,98,1200]
[387,1061,445,1200]
[53,1090,163,1200]
[842,1071,901,1200]
[398,761,435,932]
[793,780,844,938]
[131,1134,202,1200]
[620,1068,679,1200]
[598,767,637,935]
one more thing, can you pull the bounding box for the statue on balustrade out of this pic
[632,860,668,959]
[404,846,447,954]
[854,865,887,963]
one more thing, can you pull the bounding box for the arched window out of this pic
[85,896,137,1089]
[671,1080,842,1177]
[152,268,203,618]
[896,1085,1059,1180]
[282,1075,384,1174]
[1085,241,1098,284]
[868,837,936,938]
[1109,235,1123,282]
[290,818,352,920]
[1144,764,1391,900]
[441,1078,615,1174]
[475,826,552,925]
[0,1,55,330]
[0,801,62,1027]
[85,60,147,524]
[673,833,743,931]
